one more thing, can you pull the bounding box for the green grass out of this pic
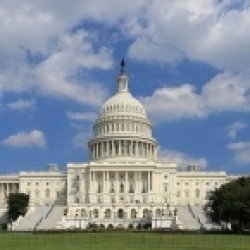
[0,232,250,250]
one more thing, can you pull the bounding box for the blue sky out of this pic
[1,0,250,175]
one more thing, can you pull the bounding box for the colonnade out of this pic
[88,170,153,196]
[0,183,19,200]
[90,140,156,160]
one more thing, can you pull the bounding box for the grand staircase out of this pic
[189,205,220,230]
[13,206,50,231]
[36,205,65,230]
[176,205,201,230]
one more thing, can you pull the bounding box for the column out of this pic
[118,140,121,156]
[112,141,115,156]
[0,184,2,199]
[139,172,142,193]
[136,142,139,156]
[125,171,128,194]
[130,140,133,156]
[103,172,105,193]
[96,144,99,158]
[107,141,110,157]
[148,171,150,193]
[7,183,9,197]
[107,171,110,193]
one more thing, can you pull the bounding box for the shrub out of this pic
[127,224,134,230]
[107,224,114,230]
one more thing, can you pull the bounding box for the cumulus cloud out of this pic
[158,149,207,169]
[226,121,247,139]
[7,99,35,110]
[227,141,250,164]
[141,71,250,123]
[125,0,250,71]
[2,130,46,148]
[0,2,113,106]
[66,111,97,122]
[1,0,250,115]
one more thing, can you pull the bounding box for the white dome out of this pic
[100,92,146,118]
[88,60,157,162]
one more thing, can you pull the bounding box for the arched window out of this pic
[93,209,99,218]
[143,209,149,217]
[105,209,111,219]
[131,209,137,219]
[118,209,124,219]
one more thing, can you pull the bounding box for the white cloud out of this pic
[227,141,250,164]
[1,0,250,110]
[2,130,46,148]
[67,111,97,122]
[72,131,92,148]
[125,0,250,71]
[158,149,207,169]
[226,121,247,139]
[7,99,35,110]
[141,71,250,123]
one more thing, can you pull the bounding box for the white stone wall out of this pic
[19,171,67,206]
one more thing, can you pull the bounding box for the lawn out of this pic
[0,232,249,250]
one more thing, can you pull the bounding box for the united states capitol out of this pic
[0,61,238,231]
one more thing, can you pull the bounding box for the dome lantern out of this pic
[117,58,129,93]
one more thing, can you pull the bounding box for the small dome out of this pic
[100,92,146,118]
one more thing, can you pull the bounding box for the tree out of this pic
[206,176,250,232]
[7,193,29,221]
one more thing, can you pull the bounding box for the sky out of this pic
[0,0,250,175]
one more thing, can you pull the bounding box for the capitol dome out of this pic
[100,91,147,119]
[88,60,157,162]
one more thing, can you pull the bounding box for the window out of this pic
[93,209,99,218]
[177,190,181,198]
[142,183,147,193]
[129,183,134,193]
[35,190,39,198]
[110,183,114,193]
[98,183,102,193]
[195,188,200,198]
[45,188,50,198]
[105,209,111,219]
[164,184,168,192]
[120,183,124,193]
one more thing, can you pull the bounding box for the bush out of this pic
[136,224,142,230]
[107,224,114,230]
[128,224,134,230]
[1,223,7,231]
